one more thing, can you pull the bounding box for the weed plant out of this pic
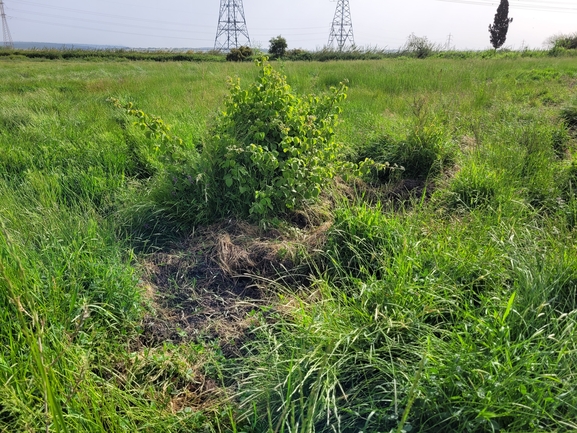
[561,99,577,130]
[235,204,577,432]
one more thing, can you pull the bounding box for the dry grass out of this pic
[134,218,333,356]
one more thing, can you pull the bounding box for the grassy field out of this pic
[1,55,577,432]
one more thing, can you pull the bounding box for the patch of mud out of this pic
[135,219,330,356]
[387,178,430,202]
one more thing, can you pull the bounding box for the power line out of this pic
[8,7,212,36]
[17,0,193,18]
[9,9,327,47]
[10,16,214,43]
[15,0,207,29]
[14,0,329,31]
[437,0,577,12]
[11,3,328,34]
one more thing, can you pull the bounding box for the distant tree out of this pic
[268,36,287,59]
[488,0,513,49]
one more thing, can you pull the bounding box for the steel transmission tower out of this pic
[328,0,354,51]
[214,0,250,51]
[0,0,13,49]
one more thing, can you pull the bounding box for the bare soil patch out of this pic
[135,219,329,356]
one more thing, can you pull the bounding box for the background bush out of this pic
[226,45,253,62]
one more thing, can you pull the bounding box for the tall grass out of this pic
[0,59,227,431]
[234,203,577,432]
[1,56,576,431]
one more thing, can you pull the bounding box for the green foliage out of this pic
[108,97,189,167]
[0,48,226,62]
[394,121,454,179]
[4,53,577,433]
[234,274,435,433]
[235,204,577,432]
[3,46,575,64]
[417,234,577,432]
[489,0,513,49]
[285,48,313,61]
[515,68,561,83]
[359,101,455,181]
[309,47,390,62]
[226,45,253,62]
[268,35,288,59]
[111,60,381,225]
[200,59,374,220]
[552,125,571,158]
[0,203,150,431]
[324,202,402,279]
[445,162,500,210]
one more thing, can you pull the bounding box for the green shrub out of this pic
[397,121,454,179]
[202,59,355,219]
[402,33,438,59]
[546,32,577,50]
[268,36,287,59]
[226,46,253,62]
[548,45,568,57]
[311,47,386,62]
[285,48,313,61]
[115,60,376,225]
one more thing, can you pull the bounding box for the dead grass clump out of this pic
[135,218,328,354]
[460,135,479,153]
[214,233,255,277]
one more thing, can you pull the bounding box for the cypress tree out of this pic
[488,0,513,49]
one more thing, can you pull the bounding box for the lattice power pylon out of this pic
[328,0,354,51]
[0,0,13,49]
[214,0,250,51]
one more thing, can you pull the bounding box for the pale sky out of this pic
[2,0,576,50]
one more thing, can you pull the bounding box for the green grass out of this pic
[1,55,577,432]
